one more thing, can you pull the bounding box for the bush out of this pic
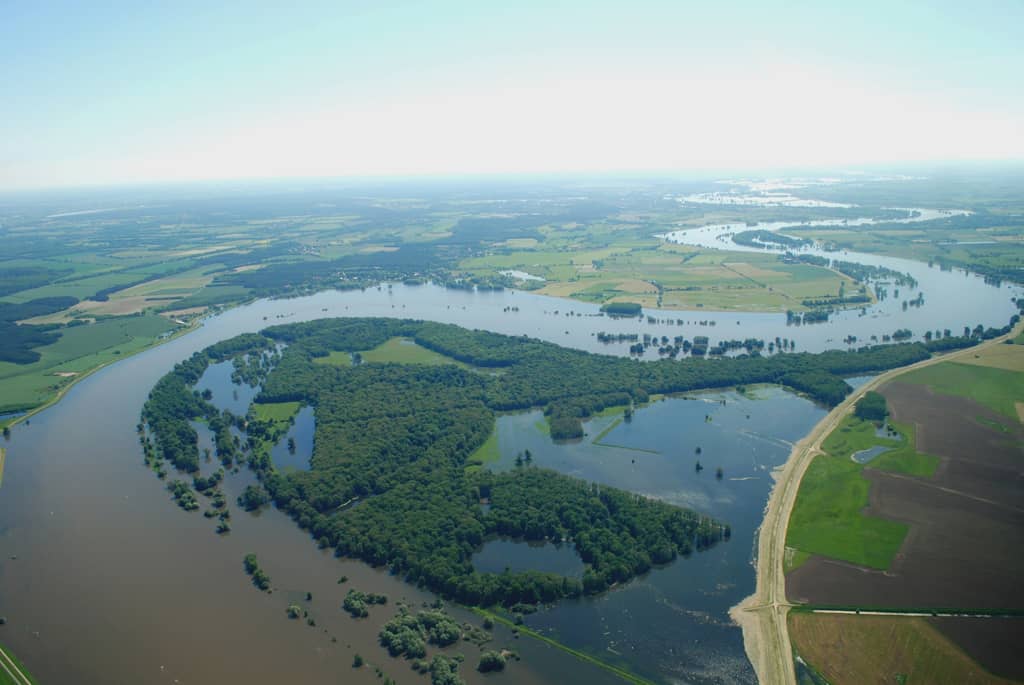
[477,650,506,673]
[854,391,888,422]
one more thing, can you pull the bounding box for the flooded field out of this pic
[481,390,826,683]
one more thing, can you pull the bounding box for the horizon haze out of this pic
[3,0,1024,190]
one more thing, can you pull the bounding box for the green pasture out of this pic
[787,415,939,571]
[251,401,301,424]
[361,337,465,366]
[897,361,1024,420]
[0,315,178,412]
[313,350,352,366]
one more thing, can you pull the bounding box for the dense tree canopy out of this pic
[143,316,979,607]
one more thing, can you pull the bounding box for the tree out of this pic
[854,391,888,422]
[353,654,364,668]
[238,484,269,511]
[477,650,507,672]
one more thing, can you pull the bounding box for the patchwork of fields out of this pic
[787,344,1024,684]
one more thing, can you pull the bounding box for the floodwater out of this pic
[271,405,315,472]
[195,359,258,415]
[0,292,633,685]
[661,209,1020,355]
[0,199,1018,683]
[500,269,546,282]
[483,390,825,684]
[472,539,584,577]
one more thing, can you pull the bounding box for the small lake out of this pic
[851,445,892,464]
[473,539,585,577]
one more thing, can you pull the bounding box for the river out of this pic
[0,205,1019,684]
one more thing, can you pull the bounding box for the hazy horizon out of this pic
[4,1,1023,190]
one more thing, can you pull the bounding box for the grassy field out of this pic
[361,337,465,366]
[786,451,908,571]
[956,342,1024,372]
[312,350,352,366]
[786,414,941,570]
[466,424,500,472]
[0,643,39,685]
[783,547,812,574]
[251,401,301,423]
[21,264,224,322]
[790,612,1017,685]
[158,284,251,310]
[2,269,153,304]
[460,241,862,312]
[825,417,939,478]
[897,361,1024,420]
[0,315,179,414]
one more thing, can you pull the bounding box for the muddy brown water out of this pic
[0,294,624,685]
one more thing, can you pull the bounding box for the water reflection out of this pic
[473,539,584,577]
[194,360,259,416]
[485,389,826,683]
[270,405,315,472]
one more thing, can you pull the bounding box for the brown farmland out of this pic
[929,616,1024,681]
[788,381,1024,610]
[789,612,1021,685]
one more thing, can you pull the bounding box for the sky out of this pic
[2,0,1023,189]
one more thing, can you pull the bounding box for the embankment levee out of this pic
[731,320,1024,685]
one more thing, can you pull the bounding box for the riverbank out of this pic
[731,320,1024,685]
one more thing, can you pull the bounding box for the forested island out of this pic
[137,316,1011,609]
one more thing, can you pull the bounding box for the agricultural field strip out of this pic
[731,321,1023,685]
[879,470,1024,515]
[810,609,1021,618]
